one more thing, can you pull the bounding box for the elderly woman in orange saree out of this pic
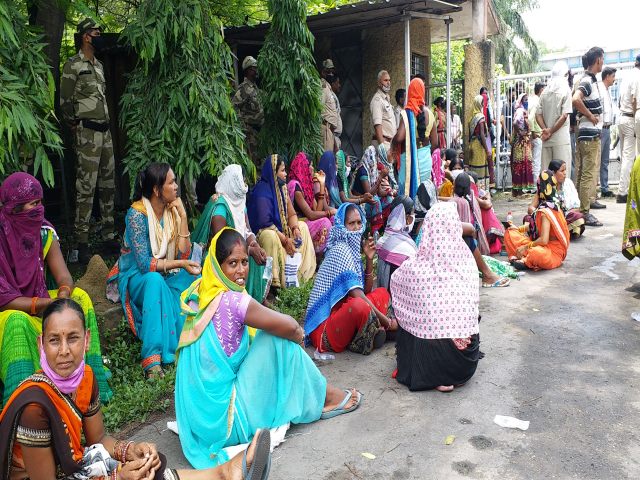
[504,170,570,270]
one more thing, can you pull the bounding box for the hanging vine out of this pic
[257,0,322,160]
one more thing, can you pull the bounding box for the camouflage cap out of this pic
[242,56,258,71]
[322,59,335,70]
[77,18,101,34]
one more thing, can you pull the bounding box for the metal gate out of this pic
[492,62,635,189]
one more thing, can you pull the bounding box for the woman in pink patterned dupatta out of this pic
[390,202,480,392]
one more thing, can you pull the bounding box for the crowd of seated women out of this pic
[0,79,580,476]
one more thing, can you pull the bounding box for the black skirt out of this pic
[395,327,480,391]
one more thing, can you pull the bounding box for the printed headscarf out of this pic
[391,202,479,340]
[287,152,315,208]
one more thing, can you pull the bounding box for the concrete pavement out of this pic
[128,196,640,479]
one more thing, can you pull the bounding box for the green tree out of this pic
[257,0,322,160]
[429,40,466,107]
[491,0,539,74]
[0,0,63,185]
[119,0,254,191]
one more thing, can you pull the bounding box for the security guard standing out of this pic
[60,18,117,264]
[233,56,264,168]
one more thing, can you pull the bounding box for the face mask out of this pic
[277,177,287,187]
[405,216,415,233]
[522,101,528,110]
[381,85,391,93]
[451,169,463,180]
[90,34,106,52]
[345,166,351,177]
[39,337,87,394]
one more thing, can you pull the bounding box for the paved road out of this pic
[130,197,640,479]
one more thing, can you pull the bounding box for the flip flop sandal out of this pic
[482,277,510,288]
[321,389,362,420]
[242,429,272,480]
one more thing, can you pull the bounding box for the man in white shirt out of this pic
[536,61,574,178]
[598,67,616,201]
[616,55,640,203]
[528,81,545,181]
[450,101,462,150]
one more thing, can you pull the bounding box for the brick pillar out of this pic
[463,40,494,159]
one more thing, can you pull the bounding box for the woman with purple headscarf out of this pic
[0,173,111,406]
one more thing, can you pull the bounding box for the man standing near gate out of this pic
[320,59,339,153]
[528,81,545,182]
[615,55,640,204]
[60,18,117,264]
[597,66,616,201]
[572,47,605,227]
[233,56,264,168]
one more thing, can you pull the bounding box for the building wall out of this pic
[362,18,431,148]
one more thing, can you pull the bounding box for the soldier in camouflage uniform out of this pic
[232,56,264,168]
[60,18,118,264]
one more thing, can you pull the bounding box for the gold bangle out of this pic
[58,285,71,295]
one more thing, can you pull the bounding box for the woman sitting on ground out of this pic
[287,152,335,255]
[452,174,510,288]
[0,298,272,480]
[438,156,464,198]
[247,155,316,289]
[175,229,361,468]
[0,173,111,406]
[108,163,201,378]
[191,164,269,303]
[452,173,491,255]
[321,150,375,209]
[468,171,505,254]
[527,159,584,239]
[505,170,570,270]
[349,146,393,232]
[391,202,480,392]
[305,203,395,355]
[376,197,417,291]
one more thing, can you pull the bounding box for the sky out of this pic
[521,0,639,54]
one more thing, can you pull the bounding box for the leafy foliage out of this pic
[257,0,322,160]
[273,280,313,324]
[491,0,540,74]
[0,0,63,185]
[100,320,175,432]
[119,0,255,192]
[429,40,467,107]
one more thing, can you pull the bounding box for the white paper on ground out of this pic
[493,415,530,431]
[166,421,290,455]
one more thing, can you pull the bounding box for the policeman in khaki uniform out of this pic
[233,56,264,168]
[370,70,397,153]
[320,59,340,152]
[60,18,118,264]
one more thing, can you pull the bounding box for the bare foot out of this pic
[435,385,454,392]
[323,387,359,413]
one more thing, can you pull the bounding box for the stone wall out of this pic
[362,19,431,148]
[463,40,494,157]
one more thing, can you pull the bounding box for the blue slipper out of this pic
[242,429,271,480]
[321,389,362,420]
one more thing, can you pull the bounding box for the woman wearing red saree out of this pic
[505,170,570,270]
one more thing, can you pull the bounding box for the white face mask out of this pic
[381,85,391,93]
[451,169,463,180]
[345,166,351,177]
[405,215,415,233]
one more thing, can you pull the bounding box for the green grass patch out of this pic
[100,321,175,432]
[272,280,313,324]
